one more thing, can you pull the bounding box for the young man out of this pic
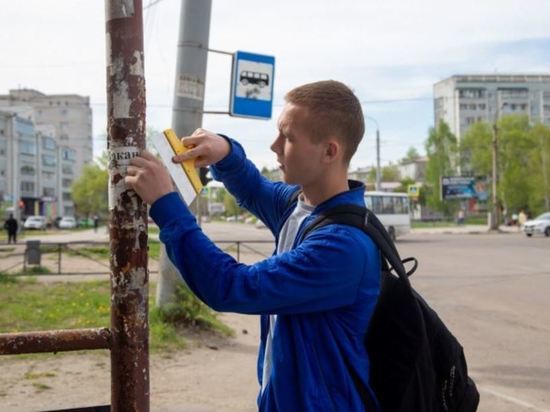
[126,80,381,411]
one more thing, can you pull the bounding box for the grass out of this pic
[13,266,51,276]
[0,276,233,352]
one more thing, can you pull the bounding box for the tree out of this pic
[461,116,550,217]
[367,164,400,183]
[424,121,458,215]
[402,147,420,163]
[71,155,108,217]
[529,123,550,212]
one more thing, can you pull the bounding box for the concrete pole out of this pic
[105,1,149,410]
[376,128,381,191]
[157,0,212,308]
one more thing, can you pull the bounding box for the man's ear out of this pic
[324,140,341,162]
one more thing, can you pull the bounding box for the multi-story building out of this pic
[434,74,550,140]
[0,88,93,178]
[0,110,77,220]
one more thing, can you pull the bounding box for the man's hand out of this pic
[172,128,230,167]
[125,150,175,205]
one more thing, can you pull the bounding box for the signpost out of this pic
[229,51,275,119]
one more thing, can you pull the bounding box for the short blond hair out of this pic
[285,80,364,163]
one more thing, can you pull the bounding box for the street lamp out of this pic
[364,115,381,191]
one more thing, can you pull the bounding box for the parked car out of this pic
[78,217,94,228]
[23,215,47,230]
[59,216,77,229]
[522,212,550,237]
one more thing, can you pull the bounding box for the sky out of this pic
[1,0,550,170]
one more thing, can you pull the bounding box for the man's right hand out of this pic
[172,128,231,168]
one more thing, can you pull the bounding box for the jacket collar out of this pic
[311,180,365,215]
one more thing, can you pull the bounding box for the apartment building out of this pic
[0,110,77,220]
[0,88,93,177]
[434,74,550,139]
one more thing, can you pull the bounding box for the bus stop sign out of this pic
[230,51,275,119]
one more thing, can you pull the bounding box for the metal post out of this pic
[105,1,149,411]
[490,122,499,231]
[376,128,381,191]
[157,0,212,308]
[58,243,62,274]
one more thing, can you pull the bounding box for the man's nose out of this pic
[270,136,280,153]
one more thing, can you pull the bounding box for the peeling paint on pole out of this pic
[105,0,149,410]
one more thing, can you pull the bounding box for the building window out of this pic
[459,89,485,99]
[21,181,34,192]
[20,165,35,176]
[62,165,73,175]
[62,148,76,161]
[479,104,486,110]
[42,137,57,150]
[19,140,36,156]
[62,178,72,188]
[43,187,56,197]
[42,154,56,167]
[469,104,476,110]
[42,171,55,179]
[62,192,72,201]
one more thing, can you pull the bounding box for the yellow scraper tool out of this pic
[151,128,203,205]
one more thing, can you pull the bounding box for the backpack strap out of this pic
[301,204,412,289]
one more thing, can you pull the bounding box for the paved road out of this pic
[4,223,550,410]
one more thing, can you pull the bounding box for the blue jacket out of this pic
[150,138,381,411]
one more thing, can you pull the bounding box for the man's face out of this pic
[270,103,326,186]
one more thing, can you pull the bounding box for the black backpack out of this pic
[301,204,480,412]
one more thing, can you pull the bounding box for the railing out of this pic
[0,240,275,276]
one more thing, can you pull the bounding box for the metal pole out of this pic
[364,115,381,191]
[376,128,381,191]
[490,92,501,231]
[0,328,111,355]
[105,1,149,411]
[157,0,212,308]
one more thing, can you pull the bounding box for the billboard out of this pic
[441,176,488,201]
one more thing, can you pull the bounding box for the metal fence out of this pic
[0,239,274,277]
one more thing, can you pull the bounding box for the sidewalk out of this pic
[411,224,520,235]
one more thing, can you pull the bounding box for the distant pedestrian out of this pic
[93,215,99,233]
[4,214,18,244]
[457,209,465,225]
[518,209,527,229]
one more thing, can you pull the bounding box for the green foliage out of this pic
[155,283,234,337]
[394,177,416,193]
[460,115,550,216]
[0,279,232,351]
[425,121,459,215]
[402,146,420,163]
[71,160,108,217]
[16,266,51,276]
[223,191,243,217]
[367,164,400,183]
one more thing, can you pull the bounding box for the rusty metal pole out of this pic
[105,1,149,411]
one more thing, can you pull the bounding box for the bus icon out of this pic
[240,71,270,87]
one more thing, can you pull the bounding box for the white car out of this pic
[23,215,47,230]
[59,216,77,229]
[522,212,550,237]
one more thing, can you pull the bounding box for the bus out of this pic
[364,191,411,240]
